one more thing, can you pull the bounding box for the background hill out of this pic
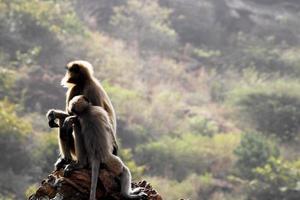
[0,0,300,199]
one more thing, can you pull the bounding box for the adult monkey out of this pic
[47,60,118,170]
[63,95,147,200]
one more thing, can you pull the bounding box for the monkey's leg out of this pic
[63,118,88,177]
[120,166,148,200]
[89,159,100,200]
[55,116,75,170]
[106,156,148,200]
[73,118,88,167]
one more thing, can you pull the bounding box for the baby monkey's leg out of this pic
[63,116,88,177]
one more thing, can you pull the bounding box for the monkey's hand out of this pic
[46,109,59,128]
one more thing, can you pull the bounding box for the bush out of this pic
[144,174,206,200]
[188,116,219,137]
[234,133,279,179]
[0,100,32,173]
[0,68,16,99]
[110,0,177,52]
[248,158,300,200]
[120,148,144,179]
[32,131,58,174]
[229,80,300,141]
[136,133,240,180]
[0,100,33,198]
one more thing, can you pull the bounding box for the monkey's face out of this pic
[61,63,81,86]
[68,95,90,115]
[61,60,94,87]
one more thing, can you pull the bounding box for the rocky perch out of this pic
[28,168,162,200]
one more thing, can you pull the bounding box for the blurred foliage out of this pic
[234,133,280,180]
[136,133,240,180]
[0,68,16,99]
[145,174,206,200]
[110,0,177,52]
[0,100,32,172]
[0,100,33,198]
[120,148,144,179]
[32,131,58,174]
[249,158,300,200]
[229,80,300,141]
[24,184,38,199]
[187,116,219,137]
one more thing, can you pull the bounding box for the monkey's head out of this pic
[68,95,90,115]
[61,60,94,87]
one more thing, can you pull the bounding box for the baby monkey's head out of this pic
[68,95,90,115]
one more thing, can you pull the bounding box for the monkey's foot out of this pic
[55,157,71,171]
[132,187,143,194]
[124,192,148,200]
[63,163,84,177]
[138,192,148,200]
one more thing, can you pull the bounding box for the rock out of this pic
[28,169,162,200]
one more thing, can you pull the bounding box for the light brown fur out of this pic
[47,60,118,169]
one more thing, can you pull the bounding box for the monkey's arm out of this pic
[47,109,70,128]
[62,115,78,130]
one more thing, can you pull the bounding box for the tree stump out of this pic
[28,168,162,200]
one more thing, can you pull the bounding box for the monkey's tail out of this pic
[90,160,100,200]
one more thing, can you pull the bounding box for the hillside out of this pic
[0,0,300,199]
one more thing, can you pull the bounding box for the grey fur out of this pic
[68,95,147,200]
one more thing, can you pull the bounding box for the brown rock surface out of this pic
[28,169,162,200]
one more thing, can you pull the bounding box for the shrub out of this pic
[0,100,32,173]
[144,174,206,200]
[248,158,300,200]
[110,0,177,52]
[229,80,300,141]
[120,148,144,179]
[0,100,33,198]
[234,133,279,179]
[32,131,58,174]
[188,116,219,137]
[136,133,240,180]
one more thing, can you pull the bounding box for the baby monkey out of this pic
[63,95,147,200]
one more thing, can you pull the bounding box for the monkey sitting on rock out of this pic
[62,95,148,200]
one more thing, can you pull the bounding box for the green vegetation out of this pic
[230,80,300,141]
[1,0,300,199]
[234,133,279,179]
[249,158,300,200]
[136,133,240,180]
